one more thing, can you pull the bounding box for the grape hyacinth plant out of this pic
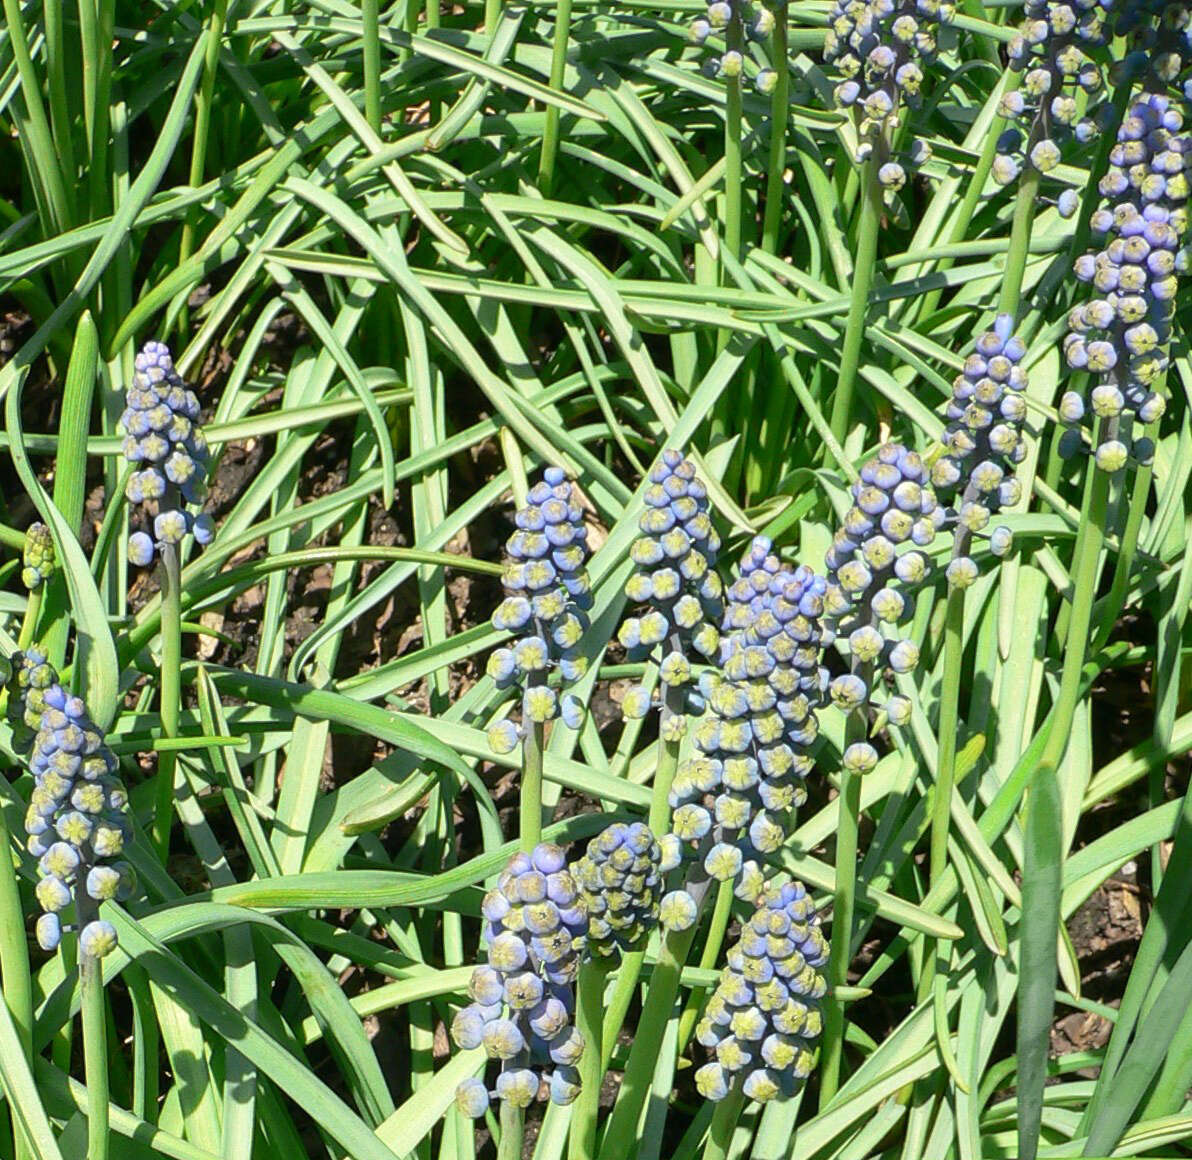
[20,664,133,1160]
[821,1,956,438]
[487,468,591,750]
[995,0,1115,192]
[451,844,587,1119]
[0,3,1190,1159]
[19,523,54,593]
[824,443,939,725]
[819,442,939,1098]
[619,450,722,767]
[486,467,592,849]
[121,340,212,567]
[668,536,829,900]
[1061,92,1189,470]
[690,0,778,92]
[120,340,212,859]
[24,679,133,955]
[931,313,1029,580]
[693,880,828,1106]
[569,820,688,1157]
[574,821,667,958]
[824,0,956,186]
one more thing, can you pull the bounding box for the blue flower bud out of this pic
[455,1078,490,1118]
[128,532,155,567]
[21,523,55,591]
[35,912,61,952]
[79,920,118,959]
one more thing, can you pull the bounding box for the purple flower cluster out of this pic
[1116,2,1192,94]
[619,451,723,736]
[824,444,940,744]
[21,523,54,591]
[995,1,1115,191]
[122,341,213,567]
[6,649,57,753]
[16,660,134,958]
[619,453,719,715]
[1061,92,1189,470]
[824,0,955,183]
[487,468,592,752]
[693,880,828,1102]
[667,538,829,899]
[689,0,780,92]
[931,314,1028,579]
[574,821,675,956]
[452,844,588,1117]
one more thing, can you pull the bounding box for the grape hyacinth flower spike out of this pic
[574,821,673,956]
[618,450,723,739]
[824,0,957,186]
[995,1,1116,192]
[690,0,779,92]
[486,468,591,754]
[667,537,830,899]
[122,340,213,567]
[19,671,135,957]
[1061,92,1189,471]
[451,843,588,1117]
[824,443,941,740]
[1115,2,1192,94]
[6,648,58,753]
[21,523,55,592]
[693,880,828,1102]
[931,314,1030,581]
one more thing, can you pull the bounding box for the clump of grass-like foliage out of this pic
[0,2,1188,1159]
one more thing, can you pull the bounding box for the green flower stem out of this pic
[921,158,1041,1008]
[818,715,865,1109]
[828,156,881,443]
[538,0,576,197]
[760,0,790,256]
[498,1099,524,1160]
[177,0,229,333]
[912,93,1012,324]
[363,0,382,132]
[569,959,610,1160]
[15,586,42,652]
[1092,457,1153,653]
[600,684,685,1060]
[0,802,33,1160]
[81,950,110,1160]
[1017,426,1112,1160]
[929,588,965,887]
[998,164,1042,318]
[723,14,744,272]
[648,684,685,835]
[598,882,710,1160]
[599,948,642,1070]
[520,718,546,853]
[676,878,734,1052]
[702,1083,745,1160]
[152,542,183,861]
[485,0,501,36]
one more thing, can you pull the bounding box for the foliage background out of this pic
[0,1,1189,1158]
